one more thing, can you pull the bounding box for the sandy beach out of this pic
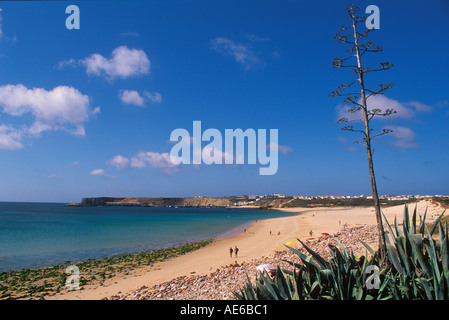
[47,200,445,300]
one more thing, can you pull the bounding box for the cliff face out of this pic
[74,196,243,207]
[81,197,125,206]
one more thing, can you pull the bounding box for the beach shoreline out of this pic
[27,200,446,300]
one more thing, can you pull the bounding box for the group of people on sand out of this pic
[229,245,239,258]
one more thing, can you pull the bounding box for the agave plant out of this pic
[234,237,390,300]
[234,204,448,300]
[377,205,448,299]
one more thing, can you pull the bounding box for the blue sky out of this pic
[0,0,448,202]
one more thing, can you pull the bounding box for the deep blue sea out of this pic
[0,202,298,272]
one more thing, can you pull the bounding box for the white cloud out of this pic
[89,168,115,178]
[337,95,417,122]
[0,84,98,137]
[0,8,4,40]
[119,90,145,106]
[79,46,150,80]
[0,8,16,42]
[143,91,162,104]
[388,125,420,150]
[119,89,162,106]
[130,151,178,172]
[210,37,259,70]
[405,101,432,113]
[42,173,62,179]
[0,124,23,150]
[106,155,130,169]
[367,96,415,119]
[335,95,431,151]
[57,58,77,69]
[199,145,239,164]
[267,143,292,155]
[107,151,179,173]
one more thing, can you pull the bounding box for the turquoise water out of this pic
[0,202,298,272]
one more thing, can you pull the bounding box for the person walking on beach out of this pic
[234,246,239,258]
[229,247,233,258]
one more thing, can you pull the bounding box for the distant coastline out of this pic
[65,194,449,209]
[66,196,248,208]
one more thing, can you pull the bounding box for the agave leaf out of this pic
[387,245,403,273]
[285,244,320,271]
[281,269,295,277]
[235,275,256,300]
[359,240,375,255]
[389,280,400,300]
[329,243,351,273]
[411,205,417,235]
[403,204,410,235]
[394,216,403,238]
[416,278,433,300]
[442,222,449,273]
[298,239,330,270]
[292,290,300,300]
[439,222,445,248]
[429,211,446,237]
[377,275,392,300]
[379,266,389,276]
[382,210,397,245]
[425,224,441,283]
[319,268,333,280]
[274,267,287,296]
[385,235,403,273]
[396,236,411,274]
[437,274,446,300]
[419,208,428,235]
[346,269,359,299]
[257,272,280,299]
[445,270,449,299]
[411,233,423,249]
[291,269,303,300]
[275,266,293,300]
[233,290,244,300]
[281,259,302,271]
[334,239,350,258]
[408,233,431,276]
[309,280,321,298]
[398,285,410,295]
[408,234,423,268]
[256,282,277,300]
[353,286,364,300]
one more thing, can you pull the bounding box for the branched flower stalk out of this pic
[331,4,396,267]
